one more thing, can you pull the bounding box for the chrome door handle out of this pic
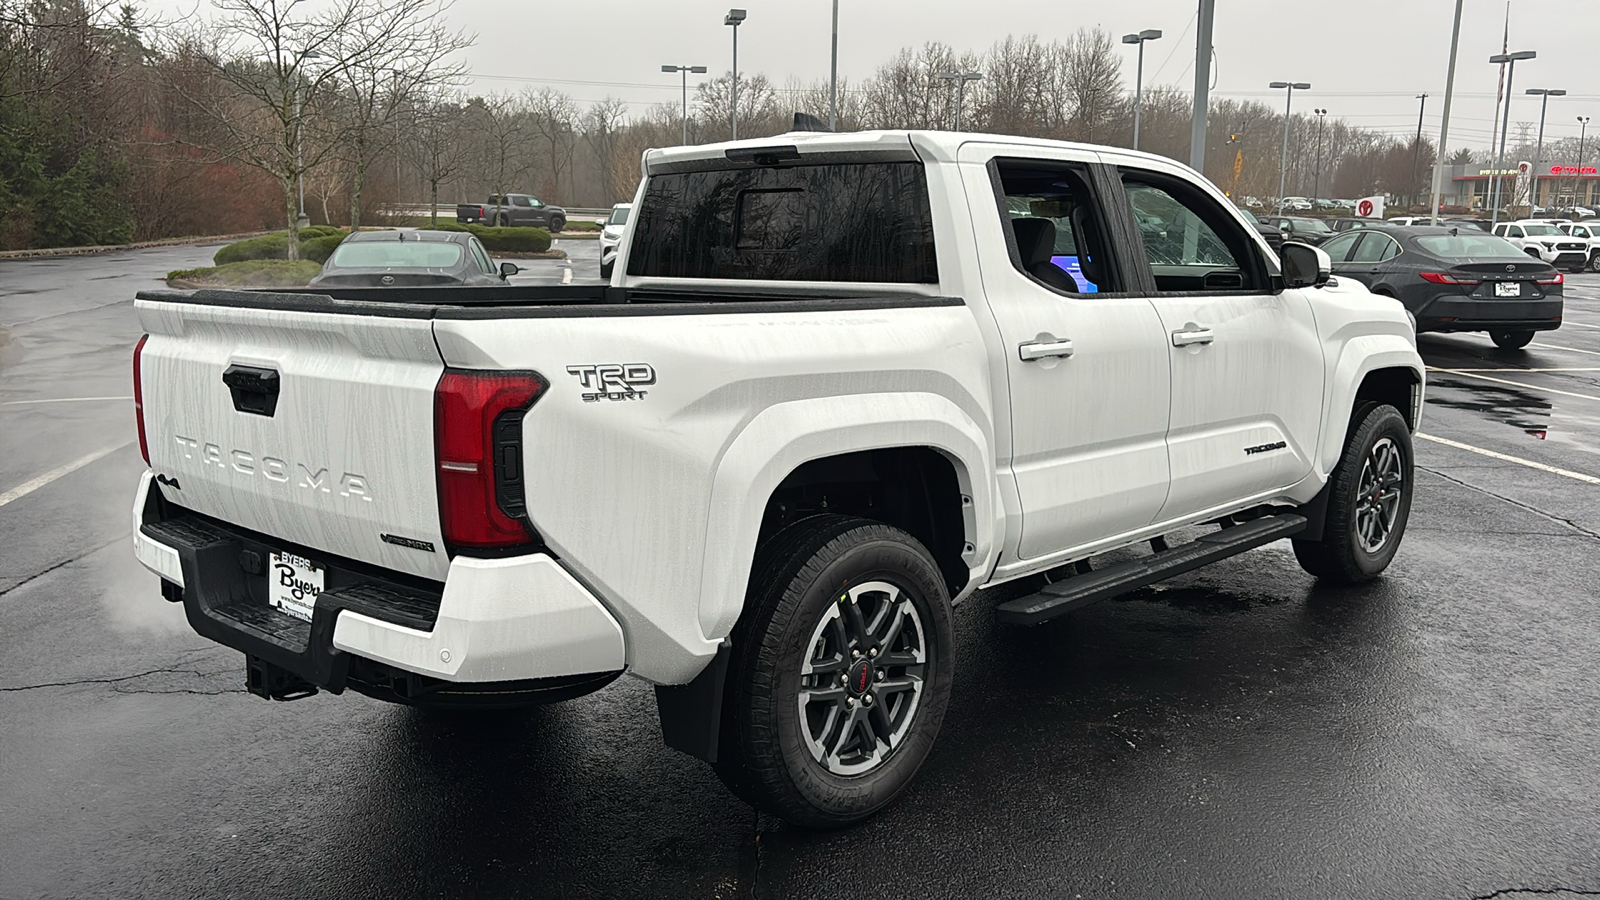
[1019,339,1075,361]
[1171,328,1215,347]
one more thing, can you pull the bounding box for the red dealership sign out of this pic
[1549,165,1599,175]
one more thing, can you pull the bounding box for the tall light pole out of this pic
[935,71,983,132]
[1409,93,1428,209]
[662,64,708,145]
[1578,116,1592,210]
[1121,29,1162,151]
[1487,50,1536,226]
[828,0,840,130]
[1525,88,1565,214]
[1270,81,1311,213]
[1429,0,1465,225]
[1189,0,1215,172]
[725,9,746,140]
[295,50,324,228]
[1312,108,1328,204]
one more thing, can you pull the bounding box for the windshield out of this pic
[328,241,463,269]
[1414,234,1528,259]
[1521,224,1561,236]
[1291,217,1333,233]
[608,206,631,225]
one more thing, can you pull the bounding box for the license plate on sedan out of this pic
[269,551,323,622]
[1494,281,1521,298]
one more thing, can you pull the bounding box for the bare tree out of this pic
[583,96,629,205]
[524,86,576,202]
[466,93,530,224]
[408,92,469,224]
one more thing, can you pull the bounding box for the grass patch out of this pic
[167,259,323,287]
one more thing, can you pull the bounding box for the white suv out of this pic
[1557,221,1600,272]
[599,202,631,279]
[1492,220,1589,272]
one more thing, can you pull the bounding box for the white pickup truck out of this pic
[131,131,1424,827]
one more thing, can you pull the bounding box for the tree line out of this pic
[1,0,1576,251]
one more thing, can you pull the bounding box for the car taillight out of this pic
[1418,272,1482,285]
[434,369,547,551]
[1536,272,1564,285]
[133,334,150,465]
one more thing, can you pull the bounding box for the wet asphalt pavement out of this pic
[3,243,1599,899]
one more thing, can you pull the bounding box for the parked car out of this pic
[1556,221,1600,271]
[599,202,632,279]
[308,230,519,287]
[1258,214,1335,245]
[1328,217,1389,233]
[1237,207,1284,252]
[457,193,567,232]
[131,130,1423,828]
[1442,218,1493,232]
[1491,220,1588,272]
[1318,225,1564,349]
[1280,196,1313,211]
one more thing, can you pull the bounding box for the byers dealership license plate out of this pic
[1495,281,1521,297]
[269,551,323,622]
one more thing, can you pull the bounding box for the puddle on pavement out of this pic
[1426,374,1600,451]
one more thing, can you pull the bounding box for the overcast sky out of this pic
[167,0,1600,156]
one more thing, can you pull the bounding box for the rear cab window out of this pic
[989,158,1119,295]
[627,160,937,283]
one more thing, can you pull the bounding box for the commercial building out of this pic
[1443,162,1598,211]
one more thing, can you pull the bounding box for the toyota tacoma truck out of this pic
[456,193,566,231]
[131,131,1424,828]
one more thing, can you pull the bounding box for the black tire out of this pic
[599,259,613,279]
[495,214,509,228]
[714,514,955,829]
[1490,330,1535,350]
[1587,252,1600,273]
[1292,402,1413,584]
[549,216,565,233]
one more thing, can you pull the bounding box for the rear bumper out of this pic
[1414,295,1563,333]
[130,471,626,692]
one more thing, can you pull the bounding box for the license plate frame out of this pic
[1494,281,1521,298]
[268,551,324,622]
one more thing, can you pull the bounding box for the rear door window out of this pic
[628,162,937,282]
[1351,233,1399,263]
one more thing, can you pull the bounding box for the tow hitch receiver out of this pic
[246,655,318,701]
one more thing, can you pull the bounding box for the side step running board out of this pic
[995,514,1308,626]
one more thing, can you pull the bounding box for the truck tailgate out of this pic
[136,298,449,581]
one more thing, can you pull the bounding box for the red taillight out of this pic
[1418,272,1482,285]
[133,334,150,465]
[434,369,547,551]
[1536,272,1564,285]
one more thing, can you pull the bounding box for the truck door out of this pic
[1107,162,1324,524]
[958,146,1172,561]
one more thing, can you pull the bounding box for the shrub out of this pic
[213,233,288,265]
[473,226,551,253]
[299,225,343,239]
[420,221,471,233]
[561,220,601,232]
[298,233,345,263]
[167,259,322,287]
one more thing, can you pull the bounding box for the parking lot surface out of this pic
[3,245,1599,899]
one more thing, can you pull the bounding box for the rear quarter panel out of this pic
[432,305,995,684]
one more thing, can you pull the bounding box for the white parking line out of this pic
[1417,433,1600,486]
[1532,342,1600,357]
[1428,367,1600,402]
[1426,367,1600,372]
[561,266,572,285]
[1,395,133,407]
[0,441,133,509]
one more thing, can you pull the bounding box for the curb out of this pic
[0,231,276,261]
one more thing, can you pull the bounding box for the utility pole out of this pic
[1525,88,1564,214]
[1410,93,1428,209]
[1189,0,1215,172]
[1312,109,1327,204]
[1488,50,1536,226]
[662,64,709,145]
[1122,29,1162,151]
[725,9,746,140]
[1429,0,1464,224]
[1270,81,1311,213]
[828,0,839,130]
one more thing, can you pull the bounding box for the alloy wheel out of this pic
[1354,436,1405,554]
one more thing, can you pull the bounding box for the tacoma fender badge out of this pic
[1243,441,1288,456]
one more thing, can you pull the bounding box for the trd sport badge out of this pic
[566,363,655,402]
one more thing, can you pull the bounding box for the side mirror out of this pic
[499,262,520,278]
[1280,241,1331,289]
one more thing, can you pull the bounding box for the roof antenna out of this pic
[792,111,831,133]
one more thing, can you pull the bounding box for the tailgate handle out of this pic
[222,364,280,417]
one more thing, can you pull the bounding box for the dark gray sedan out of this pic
[1319,225,1564,350]
[309,230,518,287]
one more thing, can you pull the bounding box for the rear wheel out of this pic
[495,214,509,228]
[1490,330,1535,350]
[714,515,955,829]
[549,216,565,233]
[1588,252,1600,273]
[1293,403,1413,584]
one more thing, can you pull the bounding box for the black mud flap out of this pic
[654,642,731,763]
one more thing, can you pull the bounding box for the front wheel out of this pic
[1293,403,1414,584]
[1490,330,1535,350]
[1587,252,1600,273]
[714,515,955,828]
[548,216,565,233]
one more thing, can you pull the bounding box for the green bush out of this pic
[167,259,322,287]
[473,226,551,253]
[299,225,343,239]
[561,220,601,232]
[419,221,471,233]
[298,234,345,263]
[212,227,346,265]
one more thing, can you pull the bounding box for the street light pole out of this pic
[1189,0,1215,171]
[1578,116,1592,210]
[1428,0,1465,225]
[1122,29,1162,151]
[1312,108,1327,204]
[1525,88,1565,214]
[662,65,708,145]
[1270,81,1311,214]
[1488,50,1536,226]
[725,9,746,140]
[829,0,839,131]
[295,50,324,228]
[1410,93,1428,209]
[935,71,983,132]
